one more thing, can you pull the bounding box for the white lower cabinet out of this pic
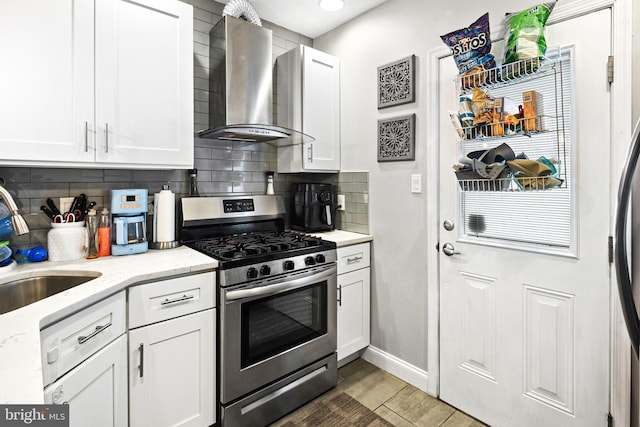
[336,242,371,362]
[127,272,216,427]
[41,291,128,427]
[44,335,128,427]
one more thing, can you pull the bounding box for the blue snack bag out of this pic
[440,13,496,89]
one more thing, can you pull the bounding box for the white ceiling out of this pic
[216,0,387,39]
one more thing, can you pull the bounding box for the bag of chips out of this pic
[502,2,556,65]
[440,13,496,89]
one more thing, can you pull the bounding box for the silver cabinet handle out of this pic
[84,121,89,152]
[346,255,363,263]
[138,343,144,378]
[105,123,109,153]
[161,294,194,306]
[442,243,461,256]
[77,322,111,345]
[308,144,313,163]
[337,285,342,306]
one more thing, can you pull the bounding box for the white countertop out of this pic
[309,230,373,247]
[0,246,217,404]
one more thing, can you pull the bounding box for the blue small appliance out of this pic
[110,189,148,256]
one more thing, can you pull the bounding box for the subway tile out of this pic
[194,64,209,80]
[194,53,208,70]
[132,170,165,182]
[232,161,271,172]
[195,100,209,115]
[104,169,133,182]
[0,168,30,183]
[194,146,212,160]
[233,182,266,194]
[194,76,208,92]
[194,88,208,103]
[191,6,213,24]
[193,41,209,57]
[195,137,231,150]
[194,159,233,171]
[31,168,103,183]
[193,18,214,34]
[7,183,69,201]
[163,169,189,183]
[211,171,246,182]
[198,181,233,195]
[351,193,369,204]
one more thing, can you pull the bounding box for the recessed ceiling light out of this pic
[318,0,344,11]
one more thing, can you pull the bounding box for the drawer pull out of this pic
[77,322,112,345]
[161,294,194,306]
[337,285,342,307]
[346,255,363,263]
[138,343,144,378]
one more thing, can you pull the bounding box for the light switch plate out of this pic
[337,194,346,211]
[411,174,422,193]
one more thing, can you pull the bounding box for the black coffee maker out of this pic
[291,183,335,232]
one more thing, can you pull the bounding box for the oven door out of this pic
[220,263,337,404]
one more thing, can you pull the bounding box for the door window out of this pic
[457,49,574,250]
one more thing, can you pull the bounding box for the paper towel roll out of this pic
[153,188,175,243]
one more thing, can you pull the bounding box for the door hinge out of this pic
[608,236,614,263]
[608,412,613,427]
[607,56,614,84]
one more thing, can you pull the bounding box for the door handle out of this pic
[442,243,461,256]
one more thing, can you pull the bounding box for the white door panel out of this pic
[439,9,611,427]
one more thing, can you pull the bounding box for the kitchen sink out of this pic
[0,272,101,315]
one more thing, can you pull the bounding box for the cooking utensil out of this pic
[46,198,61,216]
[40,205,55,220]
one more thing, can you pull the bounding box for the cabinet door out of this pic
[44,335,128,427]
[337,267,370,361]
[0,0,94,164]
[95,0,193,168]
[129,309,215,427]
[302,47,340,171]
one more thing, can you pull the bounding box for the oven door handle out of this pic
[225,267,335,301]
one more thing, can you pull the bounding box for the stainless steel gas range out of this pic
[180,195,337,427]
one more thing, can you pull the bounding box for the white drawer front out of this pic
[128,272,215,329]
[41,292,126,387]
[337,243,371,275]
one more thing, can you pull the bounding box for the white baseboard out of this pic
[362,346,430,393]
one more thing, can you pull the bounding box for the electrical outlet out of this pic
[59,197,74,213]
[337,194,346,211]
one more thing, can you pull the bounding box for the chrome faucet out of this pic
[0,185,29,235]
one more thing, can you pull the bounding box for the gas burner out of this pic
[188,230,334,265]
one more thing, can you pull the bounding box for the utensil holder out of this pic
[48,222,85,262]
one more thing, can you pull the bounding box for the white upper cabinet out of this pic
[0,0,193,169]
[277,46,340,172]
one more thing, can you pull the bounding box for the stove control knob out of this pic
[315,254,326,263]
[283,260,295,271]
[259,265,271,276]
[246,267,258,279]
[305,256,316,266]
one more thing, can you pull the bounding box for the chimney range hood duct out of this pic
[196,15,313,146]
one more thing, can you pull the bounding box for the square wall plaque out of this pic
[377,55,416,109]
[377,114,416,162]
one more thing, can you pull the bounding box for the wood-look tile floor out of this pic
[271,358,488,427]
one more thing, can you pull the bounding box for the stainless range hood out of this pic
[196,16,313,146]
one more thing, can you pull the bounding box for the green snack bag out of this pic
[502,1,556,65]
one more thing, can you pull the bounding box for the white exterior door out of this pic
[438,9,611,427]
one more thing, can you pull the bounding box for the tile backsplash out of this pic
[0,0,369,251]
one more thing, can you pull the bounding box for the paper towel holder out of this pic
[150,185,180,250]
